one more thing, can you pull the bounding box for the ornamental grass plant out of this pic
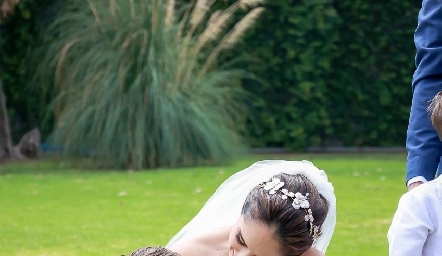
[34,0,265,169]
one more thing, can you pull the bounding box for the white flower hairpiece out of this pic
[263,178,285,194]
[261,177,322,244]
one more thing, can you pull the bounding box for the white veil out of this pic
[166,160,336,254]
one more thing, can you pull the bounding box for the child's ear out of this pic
[430,91,442,139]
[432,104,442,140]
[437,130,442,141]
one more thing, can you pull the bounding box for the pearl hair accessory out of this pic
[261,177,322,244]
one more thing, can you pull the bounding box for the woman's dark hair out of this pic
[241,173,329,256]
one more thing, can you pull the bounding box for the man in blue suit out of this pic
[406,0,442,190]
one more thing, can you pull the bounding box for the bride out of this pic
[166,160,336,256]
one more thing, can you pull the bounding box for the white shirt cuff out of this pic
[407,176,428,187]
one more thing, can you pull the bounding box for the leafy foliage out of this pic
[327,0,417,147]
[217,0,419,149]
[0,1,35,141]
[240,0,341,149]
[1,0,422,152]
[34,0,264,169]
[0,0,56,141]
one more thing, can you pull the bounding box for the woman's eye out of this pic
[235,232,246,246]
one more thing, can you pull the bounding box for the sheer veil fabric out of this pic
[166,160,336,254]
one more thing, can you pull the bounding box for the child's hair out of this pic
[127,246,180,256]
[428,91,442,140]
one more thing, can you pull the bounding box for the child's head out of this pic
[128,246,180,256]
[429,91,442,140]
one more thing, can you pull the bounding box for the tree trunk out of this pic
[0,79,24,161]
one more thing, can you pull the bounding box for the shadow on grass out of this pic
[0,151,407,176]
[0,154,241,175]
[0,155,127,175]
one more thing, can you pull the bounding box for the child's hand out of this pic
[407,181,423,191]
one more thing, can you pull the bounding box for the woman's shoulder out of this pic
[168,240,210,256]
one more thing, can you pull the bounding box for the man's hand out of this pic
[407,181,424,191]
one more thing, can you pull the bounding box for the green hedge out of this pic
[0,0,56,141]
[229,1,341,149]
[216,0,420,149]
[326,1,418,147]
[0,1,35,141]
[1,0,421,149]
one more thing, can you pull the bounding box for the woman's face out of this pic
[228,216,283,256]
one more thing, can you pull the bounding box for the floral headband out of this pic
[261,177,322,244]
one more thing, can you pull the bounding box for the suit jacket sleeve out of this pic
[406,0,442,183]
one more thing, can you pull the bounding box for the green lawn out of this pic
[0,153,407,256]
